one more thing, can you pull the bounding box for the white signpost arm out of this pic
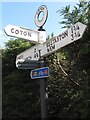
[41,22,87,57]
[16,44,40,67]
[16,22,87,67]
[4,24,46,44]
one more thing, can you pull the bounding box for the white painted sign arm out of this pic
[4,24,46,44]
[16,22,87,68]
[16,44,42,67]
[41,22,87,57]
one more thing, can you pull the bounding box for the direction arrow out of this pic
[31,67,49,79]
[16,22,87,66]
[16,44,42,67]
[4,24,46,44]
[41,22,87,57]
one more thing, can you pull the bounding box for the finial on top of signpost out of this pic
[34,5,48,30]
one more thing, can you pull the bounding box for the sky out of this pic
[0,0,83,47]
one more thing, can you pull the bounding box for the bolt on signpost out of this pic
[4,4,87,119]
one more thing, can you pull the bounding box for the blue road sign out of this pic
[30,67,49,79]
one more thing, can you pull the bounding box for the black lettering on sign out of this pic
[61,30,68,39]
[28,32,31,37]
[62,34,65,39]
[57,30,68,41]
[47,48,49,52]
[77,31,80,37]
[46,38,56,53]
[64,30,68,37]
[58,34,62,40]
[11,28,14,33]
[15,30,19,34]
[34,48,39,58]
[11,27,32,38]
[20,30,23,35]
[76,24,80,30]
[52,45,55,50]
[75,32,77,38]
[34,48,36,53]
[71,27,73,33]
[47,44,55,53]
[23,31,27,36]
[71,24,81,41]
[71,26,75,34]
[56,36,59,42]
[34,53,38,58]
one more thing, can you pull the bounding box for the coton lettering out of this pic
[11,28,31,37]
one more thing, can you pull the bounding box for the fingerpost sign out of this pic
[4,4,87,119]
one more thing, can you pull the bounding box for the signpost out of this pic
[4,4,87,119]
[31,67,49,79]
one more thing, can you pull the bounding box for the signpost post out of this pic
[38,50,48,119]
[34,5,48,118]
[4,4,87,119]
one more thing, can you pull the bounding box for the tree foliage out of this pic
[47,1,90,118]
[2,39,41,118]
[2,39,34,76]
[57,1,90,28]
